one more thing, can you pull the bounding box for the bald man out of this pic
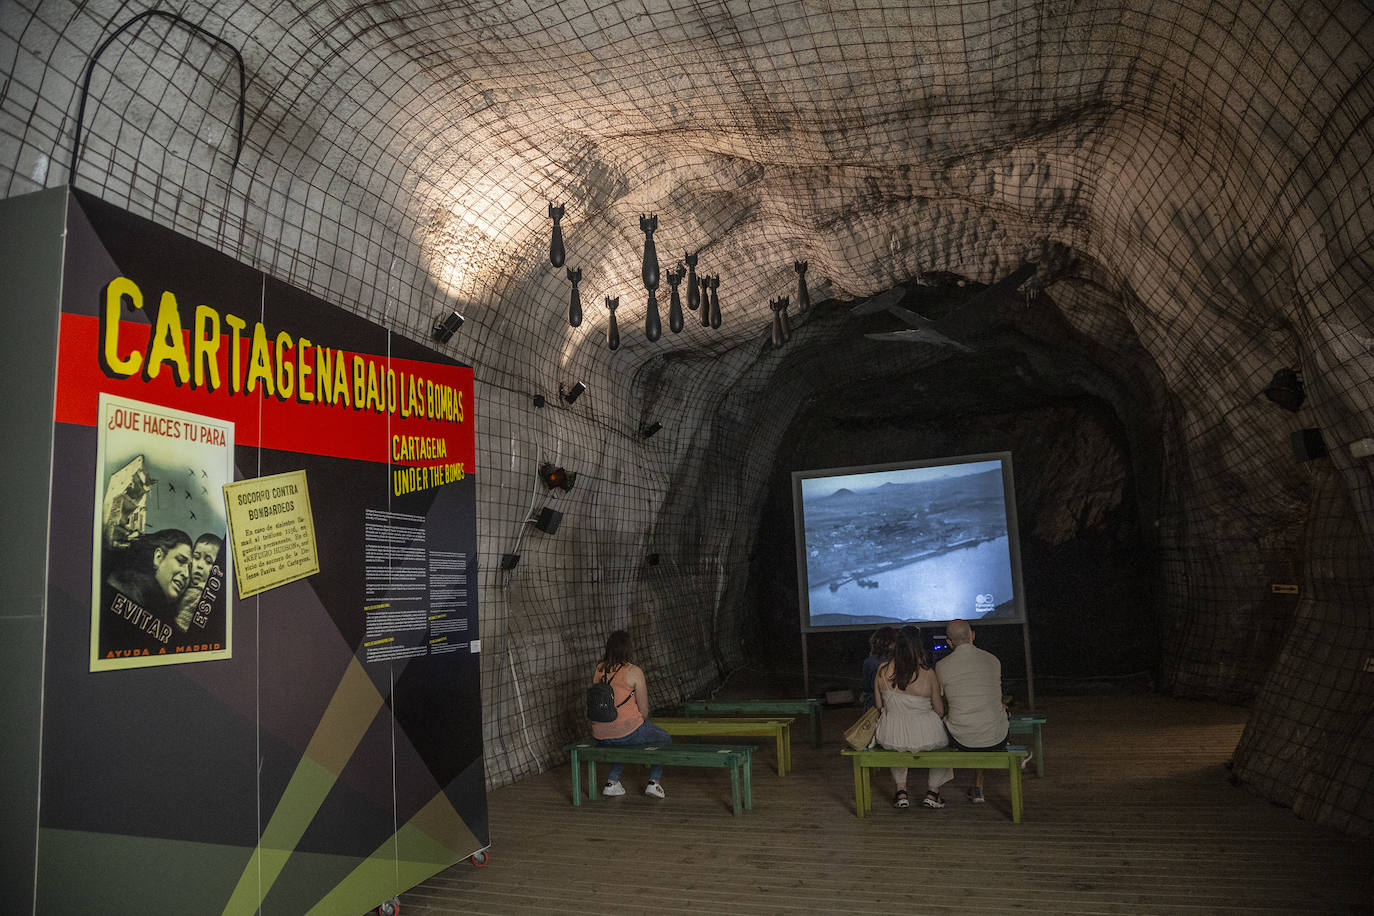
[935,618,1009,803]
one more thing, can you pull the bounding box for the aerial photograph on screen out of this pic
[799,458,1020,627]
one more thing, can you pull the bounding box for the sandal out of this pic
[893,789,910,809]
[922,790,946,809]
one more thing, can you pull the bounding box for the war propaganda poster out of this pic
[91,393,234,671]
[223,469,319,599]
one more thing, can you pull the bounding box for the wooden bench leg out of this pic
[852,753,866,818]
[1008,758,1023,823]
[1033,725,1045,777]
[810,710,823,747]
[571,749,582,805]
[730,761,742,816]
[774,729,786,776]
[588,760,598,799]
[781,724,791,776]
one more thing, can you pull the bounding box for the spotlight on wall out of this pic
[1262,368,1304,412]
[499,553,521,570]
[532,394,546,408]
[533,507,563,534]
[560,381,587,404]
[431,308,465,343]
[540,462,577,491]
[1291,428,1327,462]
[640,421,662,439]
[645,552,660,566]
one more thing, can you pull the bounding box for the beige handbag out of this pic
[844,706,880,750]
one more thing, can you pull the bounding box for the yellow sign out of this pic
[223,470,319,598]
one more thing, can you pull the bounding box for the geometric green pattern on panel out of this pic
[222,656,385,915]
[36,829,253,916]
[308,791,484,915]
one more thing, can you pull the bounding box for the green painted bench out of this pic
[1008,713,1047,777]
[842,745,1030,822]
[565,741,757,816]
[679,698,824,747]
[654,717,794,775]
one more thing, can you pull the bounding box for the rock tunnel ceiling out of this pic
[3,1,1372,834]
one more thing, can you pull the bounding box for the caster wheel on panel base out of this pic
[470,849,489,867]
[376,898,400,916]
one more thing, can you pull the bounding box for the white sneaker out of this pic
[644,780,665,799]
[602,780,626,797]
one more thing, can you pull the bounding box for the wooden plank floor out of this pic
[403,693,1373,915]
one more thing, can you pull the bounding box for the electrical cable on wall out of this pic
[70,10,246,189]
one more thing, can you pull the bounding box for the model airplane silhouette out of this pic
[855,262,1037,351]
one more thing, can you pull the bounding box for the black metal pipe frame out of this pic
[69,10,246,188]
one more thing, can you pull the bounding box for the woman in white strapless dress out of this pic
[875,626,953,808]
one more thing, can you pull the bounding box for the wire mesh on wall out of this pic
[2,0,1372,835]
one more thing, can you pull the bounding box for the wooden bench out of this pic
[1008,713,1047,777]
[654,717,794,775]
[842,745,1030,822]
[679,698,824,747]
[565,741,757,816]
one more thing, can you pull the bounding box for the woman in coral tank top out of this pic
[591,630,671,798]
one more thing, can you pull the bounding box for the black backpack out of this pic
[587,668,633,722]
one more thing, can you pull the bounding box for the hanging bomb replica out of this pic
[640,215,661,341]
[778,294,791,341]
[606,296,620,351]
[769,297,784,348]
[699,274,711,326]
[567,267,583,327]
[548,203,565,268]
[684,251,700,311]
[666,267,684,333]
[795,260,810,312]
[645,280,661,342]
[709,275,721,329]
[639,215,659,289]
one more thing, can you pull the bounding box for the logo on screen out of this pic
[974,593,995,614]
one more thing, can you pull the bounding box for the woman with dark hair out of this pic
[859,625,898,709]
[874,625,952,809]
[99,528,193,655]
[590,630,671,798]
[106,527,193,616]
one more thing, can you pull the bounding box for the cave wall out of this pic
[2,1,1371,834]
[1232,464,1374,835]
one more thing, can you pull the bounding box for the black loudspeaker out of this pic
[534,507,562,534]
[1292,428,1327,462]
[499,553,521,569]
[645,552,660,566]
